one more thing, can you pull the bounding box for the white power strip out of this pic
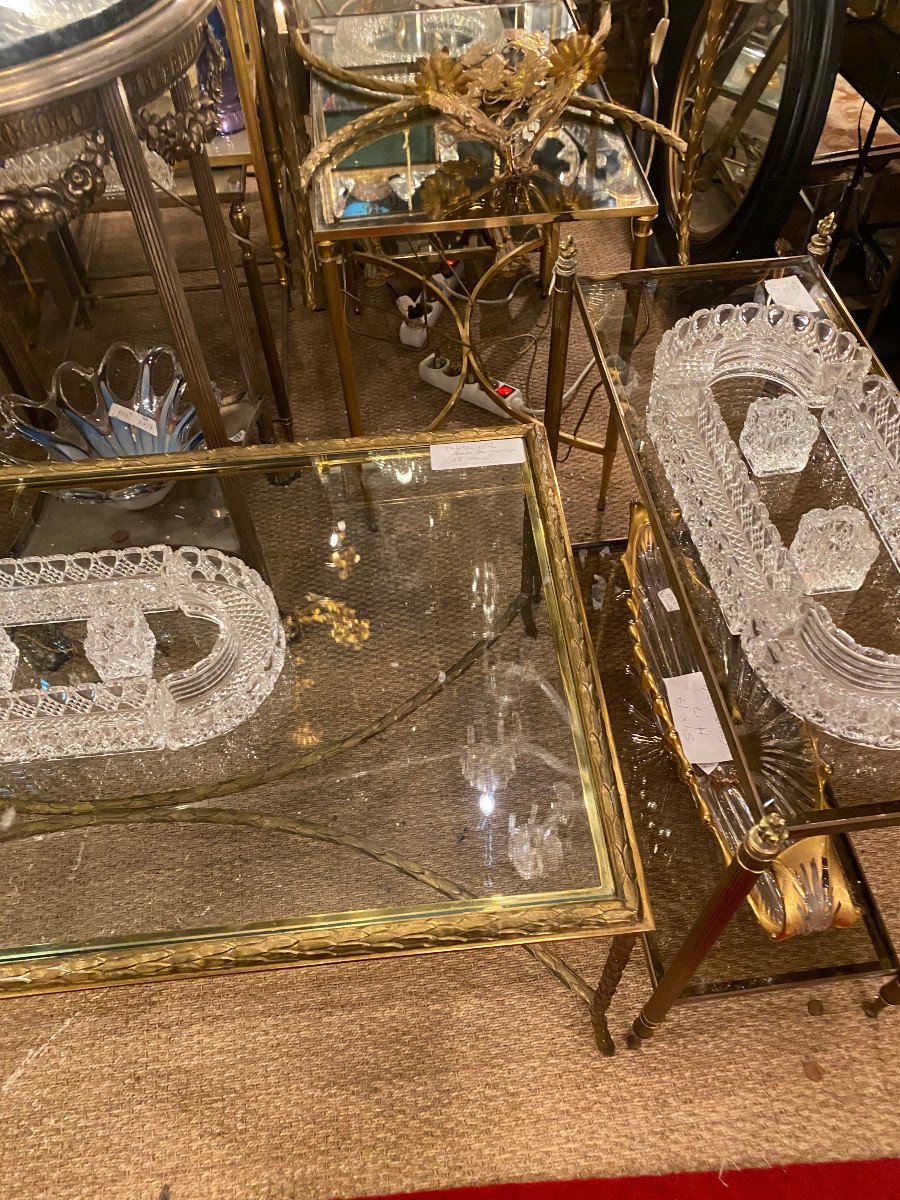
[395,263,462,347]
[419,353,532,418]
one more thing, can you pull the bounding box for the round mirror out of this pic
[642,0,845,262]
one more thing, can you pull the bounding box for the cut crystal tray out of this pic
[0,544,285,762]
[649,300,900,748]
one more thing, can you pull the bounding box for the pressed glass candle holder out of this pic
[739,394,820,476]
[789,506,880,594]
[84,606,157,681]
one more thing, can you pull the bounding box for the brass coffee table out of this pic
[0,426,649,1054]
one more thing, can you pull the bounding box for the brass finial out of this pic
[555,234,577,278]
[807,212,837,263]
[746,812,789,861]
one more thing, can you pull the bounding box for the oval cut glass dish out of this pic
[649,301,900,749]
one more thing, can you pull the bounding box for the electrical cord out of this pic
[558,381,603,463]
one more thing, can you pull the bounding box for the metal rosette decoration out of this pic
[623,505,860,940]
[0,22,223,253]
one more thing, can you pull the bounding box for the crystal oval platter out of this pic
[623,507,859,939]
[0,544,285,762]
[649,301,900,748]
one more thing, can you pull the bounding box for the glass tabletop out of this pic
[579,256,900,814]
[307,0,656,239]
[0,428,647,993]
[0,0,160,69]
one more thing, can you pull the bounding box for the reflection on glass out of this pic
[308,0,652,232]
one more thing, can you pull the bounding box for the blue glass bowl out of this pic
[0,342,215,508]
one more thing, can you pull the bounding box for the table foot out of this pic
[591,933,637,1057]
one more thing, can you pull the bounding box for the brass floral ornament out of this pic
[294,14,687,205]
[546,30,607,83]
[414,48,469,98]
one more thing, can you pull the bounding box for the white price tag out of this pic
[658,587,680,612]
[109,403,158,437]
[430,439,526,471]
[764,276,819,313]
[663,671,732,767]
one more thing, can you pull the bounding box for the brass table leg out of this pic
[242,0,291,274]
[864,973,900,1019]
[629,214,653,270]
[319,240,363,436]
[539,223,560,298]
[592,933,637,1057]
[100,77,269,583]
[543,236,576,464]
[0,278,44,403]
[171,74,276,445]
[230,202,294,440]
[254,0,319,308]
[345,246,362,316]
[628,815,790,1048]
[597,271,644,512]
[597,409,618,513]
[219,0,288,288]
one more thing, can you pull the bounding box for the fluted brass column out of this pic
[543,235,576,464]
[100,76,269,582]
[171,73,276,445]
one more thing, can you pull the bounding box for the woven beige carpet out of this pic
[1,207,899,1200]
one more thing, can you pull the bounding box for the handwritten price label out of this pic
[430,439,526,471]
[109,403,158,437]
[663,671,732,767]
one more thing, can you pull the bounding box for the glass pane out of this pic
[0,0,157,66]
[670,1,790,240]
[0,434,634,965]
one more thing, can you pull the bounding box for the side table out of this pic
[0,0,283,576]
[576,253,900,1042]
[294,0,666,447]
